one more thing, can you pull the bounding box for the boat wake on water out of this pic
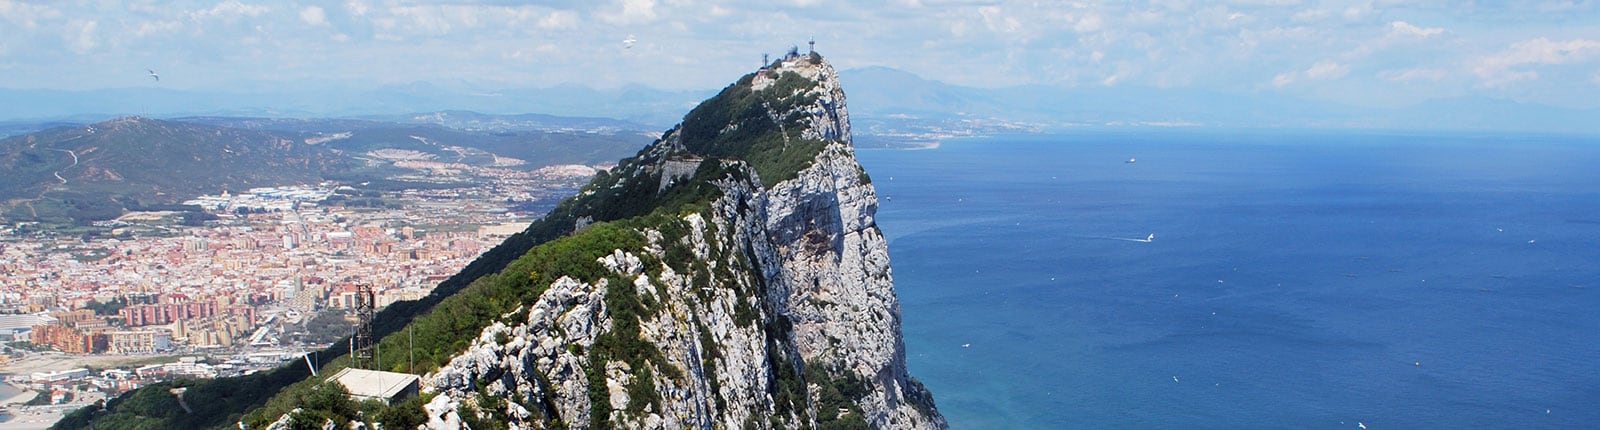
[1077,234,1155,243]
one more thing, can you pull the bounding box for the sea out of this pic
[856,130,1600,429]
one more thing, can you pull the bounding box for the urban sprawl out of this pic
[0,161,601,414]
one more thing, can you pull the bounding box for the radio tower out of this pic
[351,284,376,370]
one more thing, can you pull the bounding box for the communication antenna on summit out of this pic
[351,284,376,370]
[763,53,769,67]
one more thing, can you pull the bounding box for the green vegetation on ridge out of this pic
[679,70,830,188]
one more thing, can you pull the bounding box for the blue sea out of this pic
[856,131,1600,429]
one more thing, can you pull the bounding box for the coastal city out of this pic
[0,157,607,427]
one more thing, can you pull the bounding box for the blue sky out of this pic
[2,0,1598,110]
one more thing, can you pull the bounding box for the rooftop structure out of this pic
[328,368,419,404]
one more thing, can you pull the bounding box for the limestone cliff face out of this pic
[422,53,944,430]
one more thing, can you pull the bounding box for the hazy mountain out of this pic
[0,117,351,224]
[179,115,651,169]
[0,114,652,225]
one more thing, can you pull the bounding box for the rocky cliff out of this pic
[53,52,943,430]
[420,52,944,429]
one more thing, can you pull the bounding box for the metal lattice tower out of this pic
[351,284,376,370]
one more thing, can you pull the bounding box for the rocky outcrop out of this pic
[420,52,945,429]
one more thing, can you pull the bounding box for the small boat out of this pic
[1126,157,1137,163]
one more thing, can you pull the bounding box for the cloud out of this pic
[0,1,62,30]
[1272,60,1349,87]
[977,6,1022,33]
[538,10,579,29]
[1342,3,1373,20]
[1379,68,1448,82]
[1291,8,1329,22]
[300,6,329,27]
[376,5,502,38]
[65,19,98,54]
[1272,71,1296,87]
[4,0,1600,111]
[1389,21,1443,38]
[133,20,182,38]
[1074,13,1102,33]
[1101,61,1136,86]
[600,0,658,25]
[1474,37,1600,87]
[1304,60,1348,79]
[189,1,269,21]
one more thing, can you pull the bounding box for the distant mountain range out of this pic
[0,117,351,224]
[2,66,1595,138]
[0,115,652,224]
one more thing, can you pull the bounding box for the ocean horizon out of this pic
[858,130,1600,429]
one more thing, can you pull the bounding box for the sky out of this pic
[2,0,1599,110]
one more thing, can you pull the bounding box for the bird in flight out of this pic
[148,69,160,82]
[623,35,637,49]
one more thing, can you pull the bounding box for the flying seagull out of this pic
[623,34,637,49]
[148,69,160,82]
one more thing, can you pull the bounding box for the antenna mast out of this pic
[352,284,376,370]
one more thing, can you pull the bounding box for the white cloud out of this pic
[300,6,329,27]
[5,0,1600,111]
[1272,71,1296,87]
[978,6,1021,33]
[377,5,493,38]
[1304,60,1348,79]
[65,19,98,54]
[1074,13,1102,33]
[0,1,61,30]
[1102,61,1136,86]
[190,1,269,21]
[1291,8,1329,22]
[1379,68,1447,82]
[1474,37,1600,87]
[600,0,658,25]
[1273,60,1349,87]
[1389,21,1443,38]
[1342,3,1372,20]
[132,20,181,38]
[538,10,578,29]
